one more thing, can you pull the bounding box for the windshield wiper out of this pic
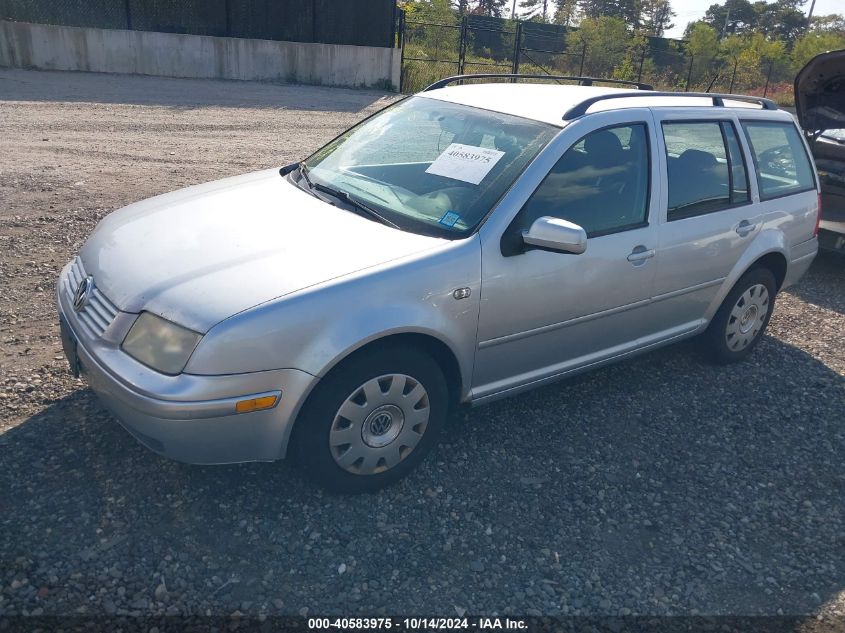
[298,162,314,190]
[312,182,399,229]
[296,163,397,229]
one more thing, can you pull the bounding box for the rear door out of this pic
[741,118,820,247]
[650,112,759,334]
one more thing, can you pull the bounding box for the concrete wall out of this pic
[0,20,401,90]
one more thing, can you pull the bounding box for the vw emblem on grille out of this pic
[73,276,94,312]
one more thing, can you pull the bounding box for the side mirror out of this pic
[522,216,587,255]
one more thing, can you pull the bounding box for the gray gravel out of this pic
[0,69,844,623]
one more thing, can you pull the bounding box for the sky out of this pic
[662,0,842,39]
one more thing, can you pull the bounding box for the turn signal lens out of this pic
[235,395,279,414]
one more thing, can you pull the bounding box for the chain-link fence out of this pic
[697,57,794,104]
[516,22,585,78]
[401,15,519,95]
[399,12,791,101]
[0,0,130,30]
[401,19,462,92]
[0,0,399,48]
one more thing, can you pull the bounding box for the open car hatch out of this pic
[796,49,845,251]
[795,49,845,134]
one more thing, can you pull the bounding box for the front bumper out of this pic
[58,275,317,465]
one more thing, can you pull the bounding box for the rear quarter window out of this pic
[741,121,816,200]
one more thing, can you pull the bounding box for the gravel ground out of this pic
[1,69,844,625]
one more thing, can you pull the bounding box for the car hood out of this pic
[80,169,445,332]
[794,48,845,133]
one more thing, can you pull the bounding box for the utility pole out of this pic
[807,0,817,25]
[720,6,731,39]
[512,0,517,19]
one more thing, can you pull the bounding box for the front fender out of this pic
[703,228,788,321]
[184,237,482,401]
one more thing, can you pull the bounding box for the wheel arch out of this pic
[281,330,467,459]
[316,331,465,407]
[704,230,789,322]
[750,251,787,291]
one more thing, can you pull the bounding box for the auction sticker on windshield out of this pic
[425,143,505,185]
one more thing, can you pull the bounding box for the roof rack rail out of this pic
[562,91,778,120]
[424,74,654,92]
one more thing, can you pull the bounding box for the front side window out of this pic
[663,121,749,221]
[301,96,558,238]
[510,123,651,239]
[742,121,816,200]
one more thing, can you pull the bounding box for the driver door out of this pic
[473,111,662,400]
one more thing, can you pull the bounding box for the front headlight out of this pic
[122,312,202,375]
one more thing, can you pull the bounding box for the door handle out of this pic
[736,220,757,237]
[627,246,655,263]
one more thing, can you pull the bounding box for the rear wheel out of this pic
[294,347,448,493]
[702,267,777,364]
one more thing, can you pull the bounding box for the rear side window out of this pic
[662,121,749,221]
[742,121,816,200]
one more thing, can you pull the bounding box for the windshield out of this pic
[301,96,559,237]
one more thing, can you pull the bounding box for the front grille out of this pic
[62,257,119,338]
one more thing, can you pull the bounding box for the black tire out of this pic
[293,346,448,493]
[702,267,777,364]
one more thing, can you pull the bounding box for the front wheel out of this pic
[702,267,777,364]
[294,347,448,493]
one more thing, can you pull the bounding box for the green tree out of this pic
[640,0,675,36]
[613,31,649,80]
[755,0,807,44]
[703,0,758,36]
[401,0,459,23]
[579,0,642,29]
[792,31,845,69]
[553,0,580,25]
[520,0,551,21]
[685,22,720,87]
[809,13,845,33]
[568,15,631,76]
[700,0,812,43]
[472,0,509,16]
[735,31,786,88]
[451,0,471,15]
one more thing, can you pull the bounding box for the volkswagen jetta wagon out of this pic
[58,75,820,492]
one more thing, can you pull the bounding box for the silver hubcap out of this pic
[725,283,769,351]
[329,374,429,475]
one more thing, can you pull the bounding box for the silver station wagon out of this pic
[58,75,820,492]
